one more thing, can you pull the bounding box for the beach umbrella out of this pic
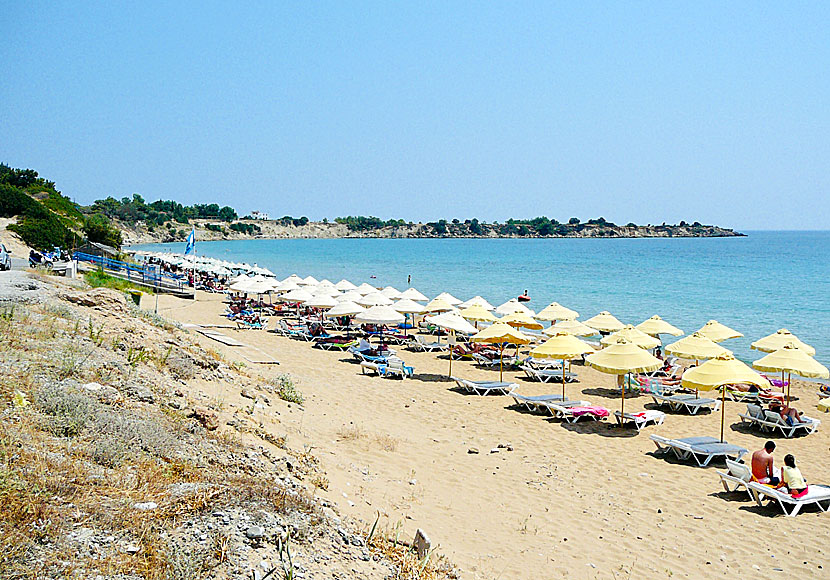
[696,320,743,342]
[459,304,498,324]
[337,290,364,303]
[356,292,393,307]
[305,295,338,309]
[399,287,428,302]
[381,286,402,299]
[354,305,405,349]
[458,296,495,310]
[601,325,661,350]
[325,301,365,317]
[335,279,358,291]
[751,329,816,356]
[280,288,314,303]
[636,315,684,337]
[230,273,251,285]
[536,302,579,322]
[500,312,543,331]
[583,311,625,333]
[586,337,661,422]
[470,322,531,381]
[392,298,427,335]
[423,298,455,313]
[318,279,335,287]
[544,319,599,337]
[434,292,462,306]
[682,353,771,441]
[356,282,378,295]
[495,299,534,316]
[274,279,301,293]
[753,343,829,404]
[664,332,729,360]
[300,275,319,286]
[425,312,479,376]
[530,332,594,398]
[283,274,304,284]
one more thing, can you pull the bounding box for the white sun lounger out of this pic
[716,459,754,500]
[650,435,748,467]
[509,392,565,413]
[738,404,820,438]
[519,365,578,383]
[412,335,447,352]
[546,401,608,423]
[451,377,517,396]
[614,410,666,431]
[747,482,830,517]
[472,353,519,368]
[650,393,720,415]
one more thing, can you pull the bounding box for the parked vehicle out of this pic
[0,243,10,271]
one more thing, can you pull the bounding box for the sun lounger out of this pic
[547,402,609,423]
[360,361,384,376]
[472,353,520,368]
[650,393,720,415]
[509,392,565,413]
[650,435,748,467]
[716,459,754,500]
[614,410,666,431]
[451,377,516,396]
[519,365,578,383]
[314,338,357,351]
[738,405,820,438]
[381,358,414,379]
[747,482,830,517]
[411,335,447,352]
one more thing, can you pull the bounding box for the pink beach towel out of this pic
[570,406,609,418]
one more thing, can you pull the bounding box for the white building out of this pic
[250,210,270,220]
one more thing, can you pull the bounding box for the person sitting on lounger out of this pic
[769,401,804,426]
[778,454,808,498]
[751,441,780,485]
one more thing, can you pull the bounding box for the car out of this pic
[0,243,11,271]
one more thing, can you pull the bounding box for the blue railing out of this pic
[73,251,189,291]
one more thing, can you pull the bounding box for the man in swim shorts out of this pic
[751,440,780,485]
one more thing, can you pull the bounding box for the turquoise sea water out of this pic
[133,231,830,367]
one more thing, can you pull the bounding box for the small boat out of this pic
[517,294,531,302]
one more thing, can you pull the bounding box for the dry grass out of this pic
[337,425,399,452]
[365,519,459,580]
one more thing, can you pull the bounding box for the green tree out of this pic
[83,214,123,248]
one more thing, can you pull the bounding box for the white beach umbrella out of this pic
[300,275,319,286]
[230,273,251,285]
[274,279,301,292]
[434,292,462,306]
[337,291,364,302]
[280,288,314,303]
[381,286,402,299]
[356,292,393,307]
[325,301,365,317]
[318,278,335,287]
[335,279,358,291]
[458,296,495,310]
[356,282,378,295]
[392,299,427,314]
[283,274,304,284]
[305,295,339,309]
[399,287,428,302]
[354,305,405,326]
[426,311,479,376]
[311,286,340,297]
[495,299,534,316]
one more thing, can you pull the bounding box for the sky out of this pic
[2,3,829,229]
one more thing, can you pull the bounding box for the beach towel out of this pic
[570,406,609,418]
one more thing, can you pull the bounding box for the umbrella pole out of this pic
[786,372,791,406]
[621,373,626,425]
[500,344,505,382]
[562,358,566,399]
[448,331,453,378]
[720,387,726,443]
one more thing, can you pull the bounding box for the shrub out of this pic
[270,374,304,405]
[35,383,95,437]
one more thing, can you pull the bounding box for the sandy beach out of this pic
[155,291,830,579]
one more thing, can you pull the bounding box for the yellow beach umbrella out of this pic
[601,325,661,350]
[459,304,498,324]
[536,302,579,322]
[753,343,829,404]
[530,332,594,398]
[500,312,543,331]
[583,311,625,333]
[751,329,816,356]
[586,337,661,420]
[470,322,531,381]
[697,320,743,342]
[664,332,729,360]
[636,315,684,337]
[682,353,771,441]
[544,319,598,337]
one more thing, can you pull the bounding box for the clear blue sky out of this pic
[2,3,828,229]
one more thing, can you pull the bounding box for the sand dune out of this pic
[157,291,830,579]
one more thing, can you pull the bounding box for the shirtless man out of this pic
[751,441,780,485]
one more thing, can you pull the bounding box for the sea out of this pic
[132,231,830,368]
